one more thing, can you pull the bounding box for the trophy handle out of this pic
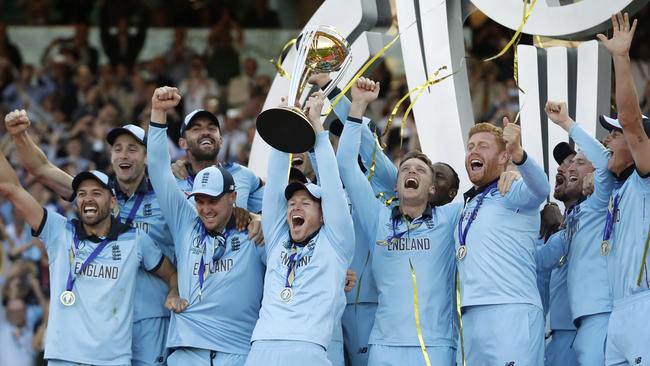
[288,26,318,108]
[321,55,353,100]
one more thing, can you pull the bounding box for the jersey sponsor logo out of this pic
[386,237,431,251]
[73,262,119,279]
[111,244,122,261]
[192,258,234,275]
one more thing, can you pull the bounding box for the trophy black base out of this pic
[256,107,316,153]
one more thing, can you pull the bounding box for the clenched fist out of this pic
[4,109,31,136]
[151,86,181,112]
[544,101,574,131]
[502,116,524,164]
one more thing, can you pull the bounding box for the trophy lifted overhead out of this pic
[256,25,352,153]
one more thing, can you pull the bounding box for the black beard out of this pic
[187,139,219,162]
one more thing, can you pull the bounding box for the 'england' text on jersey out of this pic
[279,251,312,267]
[386,237,431,251]
[192,258,234,275]
[73,262,119,279]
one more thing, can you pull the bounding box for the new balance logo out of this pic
[635,357,642,364]
[505,362,515,366]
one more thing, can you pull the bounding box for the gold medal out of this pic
[600,240,611,256]
[456,246,467,261]
[558,255,567,267]
[280,287,293,302]
[60,291,76,306]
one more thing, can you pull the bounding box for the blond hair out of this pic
[468,122,506,151]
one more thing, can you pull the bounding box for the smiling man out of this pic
[245,92,353,366]
[0,143,182,366]
[4,112,178,366]
[147,86,266,366]
[457,118,549,366]
[337,78,460,366]
[544,101,616,365]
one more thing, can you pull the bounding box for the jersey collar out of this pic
[73,215,131,243]
[463,177,499,203]
[391,203,433,221]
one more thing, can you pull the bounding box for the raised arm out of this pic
[535,230,567,271]
[0,149,44,232]
[598,13,650,175]
[336,79,383,249]
[4,110,73,199]
[305,93,354,259]
[545,101,615,207]
[502,117,550,208]
[148,87,196,245]
[310,74,397,194]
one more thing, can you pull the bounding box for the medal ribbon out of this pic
[409,259,431,366]
[66,236,111,292]
[560,204,580,262]
[284,245,306,289]
[123,193,145,227]
[457,182,497,248]
[636,226,650,287]
[602,192,622,243]
[197,226,230,298]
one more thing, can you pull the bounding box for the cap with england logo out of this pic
[187,165,235,199]
[72,170,115,196]
[599,114,650,138]
[106,124,146,146]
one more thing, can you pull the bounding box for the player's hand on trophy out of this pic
[597,12,637,57]
[304,91,325,133]
[351,77,380,105]
[308,72,332,89]
[4,109,31,136]
[151,86,181,112]
[503,116,524,163]
[544,101,574,131]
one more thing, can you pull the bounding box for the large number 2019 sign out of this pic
[249,0,648,198]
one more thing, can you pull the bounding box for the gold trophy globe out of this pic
[256,25,352,153]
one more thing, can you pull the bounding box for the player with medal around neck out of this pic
[246,92,354,366]
[593,12,650,365]
[148,86,265,366]
[336,77,463,366]
[459,117,550,366]
[0,140,184,365]
[3,110,183,366]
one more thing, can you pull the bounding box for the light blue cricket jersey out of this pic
[562,124,615,321]
[328,94,396,305]
[175,160,263,211]
[337,118,460,347]
[607,167,650,300]
[113,177,174,322]
[545,232,575,331]
[35,208,162,365]
[148,123,266,354]
[252,132,354,349]
[457,153,549,309]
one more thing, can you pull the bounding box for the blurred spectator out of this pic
[0,298,34,365]
[219,108,248,163]
[243,0,281,28]
[179,55,220,116]
[2,64,56,111]
[164,27,196,85]
[4,206,41,264]
[0,22,23,70]
[240,75,271,121]
[99,4,149,70]
[205,25,241,87]
[63,23,99,73]
[227,57,258,108]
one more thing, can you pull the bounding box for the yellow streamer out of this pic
[483,0,537,62]
[325,34,401,116]
[636,226,650,286]
[409,259,432,366]
[287,153,293,178]
[270,38,297,79]
[456,272,466,366]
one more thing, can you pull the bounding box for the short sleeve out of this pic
[33,207,70,261]
[137,230,164,271]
